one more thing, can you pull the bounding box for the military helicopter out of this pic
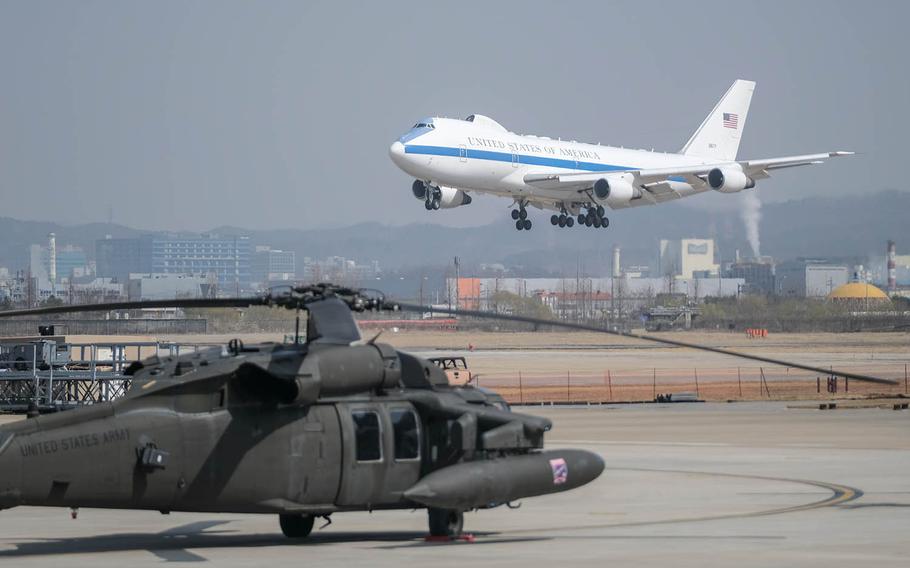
[0,284,897,539]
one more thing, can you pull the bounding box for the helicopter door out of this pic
[335,402,421,507]
[287,405,342,506]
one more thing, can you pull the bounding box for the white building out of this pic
[659,239,719,278]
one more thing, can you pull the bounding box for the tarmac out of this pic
[0,402,907,567]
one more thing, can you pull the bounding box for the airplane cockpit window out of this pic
[412,122,435,129]
[391,409,420,460]
[352,410,382,462]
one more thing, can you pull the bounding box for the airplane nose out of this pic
[389,141,406,167]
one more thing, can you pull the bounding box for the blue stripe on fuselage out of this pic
[404,144,687,182]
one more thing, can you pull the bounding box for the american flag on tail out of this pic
[723,112,739,129]
[549,458,568,485]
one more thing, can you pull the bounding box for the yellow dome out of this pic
[828,282,890,300]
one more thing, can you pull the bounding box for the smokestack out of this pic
[887,240,896,292]
[48,232,57,285]
[612,245,621,278]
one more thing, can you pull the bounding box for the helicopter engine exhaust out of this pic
[402,448,604,510]
[238,343,402,406]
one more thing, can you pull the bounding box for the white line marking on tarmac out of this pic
[548,439,732,447]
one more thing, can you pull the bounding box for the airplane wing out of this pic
[523,151,854,192]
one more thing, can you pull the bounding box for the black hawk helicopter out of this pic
[0,284,897,539]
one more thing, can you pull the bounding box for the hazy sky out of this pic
[1,0,907,231]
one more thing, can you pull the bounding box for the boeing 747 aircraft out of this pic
[389,80,853,230]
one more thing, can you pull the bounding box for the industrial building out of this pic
[96,234,251,292]
[95,236,149,284]
[127,273,210,301]
[727,260,775,295]
[658,239,719,278]
[28,238,89,286]
[252,246,296,289]
[776,260,849,298]
[446,276,745,315]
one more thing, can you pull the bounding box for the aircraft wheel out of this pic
[585,216,593,227]
[566,217,574,227]
[523,219,532,230]
[602,217,610,228]
[512,209,520,220]
[592,218,601,228]
[432,199,440,210]
[550,214,559,225]
[428,508,464,537]
[557,216,566,228]
[519,208,528,220]
[516,220,524,231]
[424,200,433,210]
[279,514,315,538]
[596,205,605,217]
[578,213,586,224]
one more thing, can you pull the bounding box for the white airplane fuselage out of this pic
[390,116,716,210]
[389,81,851,229]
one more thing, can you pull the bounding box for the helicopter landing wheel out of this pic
[279,513,315,538]
[428,508,464,537]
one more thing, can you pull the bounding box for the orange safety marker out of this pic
[424,533,476,543]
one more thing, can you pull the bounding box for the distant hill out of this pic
[1,190,907,274]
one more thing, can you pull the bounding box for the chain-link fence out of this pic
[474,364,910,404]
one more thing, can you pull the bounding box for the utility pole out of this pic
[453,256,460,311]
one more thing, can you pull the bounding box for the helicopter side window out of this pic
[391,409,420,460]
[352,410,382,462]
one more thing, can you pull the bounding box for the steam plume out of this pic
[740,191,762,257]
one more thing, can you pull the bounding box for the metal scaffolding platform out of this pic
[0,340,222,411]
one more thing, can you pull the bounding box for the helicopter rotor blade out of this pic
[0,297,267,319]
[394,303,899,386]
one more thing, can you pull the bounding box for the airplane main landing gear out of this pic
[580,204,609,228]
[513,204,531,230]
[550,213,575,228]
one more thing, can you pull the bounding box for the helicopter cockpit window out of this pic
[391,409,420,460]
[352,410,382,462]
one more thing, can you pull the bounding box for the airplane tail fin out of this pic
[680,79,755,161]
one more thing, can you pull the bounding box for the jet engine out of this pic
[437,186,473,208]
[592,174,637,207]
[412,180,429,200]
[707,167,755,193]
